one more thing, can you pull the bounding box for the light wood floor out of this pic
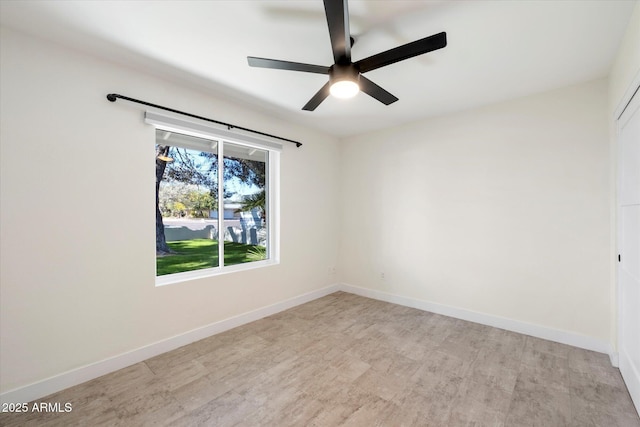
[2,292,639,426]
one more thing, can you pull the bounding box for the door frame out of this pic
[614,68,640,416]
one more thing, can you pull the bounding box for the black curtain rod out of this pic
[106,93,302,148]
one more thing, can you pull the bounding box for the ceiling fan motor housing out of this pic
[329,63,360,86]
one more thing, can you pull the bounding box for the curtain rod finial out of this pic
[106,93,118,102]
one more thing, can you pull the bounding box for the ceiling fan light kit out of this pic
[248,0,447,111]
[329,64,360,98]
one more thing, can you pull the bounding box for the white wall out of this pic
[0,28,340,394]
[339,79,611,343]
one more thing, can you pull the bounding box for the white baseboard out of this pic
[0,284,341,405]
[610,352,620,368]
[339,283,615,359]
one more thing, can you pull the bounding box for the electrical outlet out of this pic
[380,272,385,280]
[328,266,337,276]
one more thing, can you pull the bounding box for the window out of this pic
[147,112,280,285]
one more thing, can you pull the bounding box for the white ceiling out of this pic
[0,0,636,137]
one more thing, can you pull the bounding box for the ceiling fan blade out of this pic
[247,57,330,74]
[356,32,447,73]
[359,76,398,105]
[302,81,331,111]
[324,0,351,63]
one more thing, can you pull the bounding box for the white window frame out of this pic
[146,111,280,286]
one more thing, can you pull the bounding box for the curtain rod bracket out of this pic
[106,93,302,148]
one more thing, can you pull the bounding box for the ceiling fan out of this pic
[247,0,447,111]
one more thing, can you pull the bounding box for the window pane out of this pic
[155,130,220,276]
[222,142,268,266]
